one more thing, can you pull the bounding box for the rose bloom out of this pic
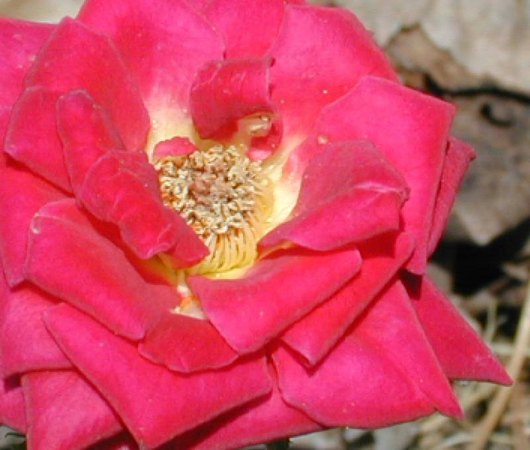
[0,0,510,449]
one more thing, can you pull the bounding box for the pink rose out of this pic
[0,1,510,449]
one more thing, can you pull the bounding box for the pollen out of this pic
[155,144,273,274]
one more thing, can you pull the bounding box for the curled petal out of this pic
[56,90,124,193]
[204,0,286,58]
[305,76,455,273]
[427,138,476,255]
[260,140,408,251]
[190,247,362,353]
[0,274,70,377]
[25,17,149,151]
[45,304,273,449]
[0,376,26,433]
[78,0,224,134]
[139,314,239,373]
[0,162,64,286]
[282,233,414,365]
[190,58,274,140]
[270,4,397,138]
[79,150,208,263]
[25,199,178,340]
[0,19,53,138]
[23,371,123,450]
[411,277,511,385]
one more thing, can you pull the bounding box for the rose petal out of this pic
[139,314,239,373]
[56,90,124,193]
[190,246,362,353]
[177,378,321,450]
[260,140,408,251]
[78,0,224,138]
[45,304,273,449]
[273,341,434,428]
[25,199,178,340]
[79,149,208,263]
[282,233,414,365]
[307,76,455,273]
[190,58,274,140]
[25,17,149,151]
[0,376,26,433]
[204,0,285,58]
[0,19,53,139]
[5,87,71,191]
[23,370,123,450]
[153,137,196,160]
[427,138,476,255]
[352,281,462,418]
[270,4,397,139]
[0,161,64,286]
[0,273,70,377]
[87,434,137,450]
[411,277,511,384]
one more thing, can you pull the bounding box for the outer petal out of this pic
[0,377,26,433]
[79,150,208,263]
[178,379,321,450]
[204,0,285,58]
[23,370,123,450]
[138,314,239,373]
[0,274,70,377]
[25,18,149,151]
[190,58,274,140]
[190,246,362,353]
[427,138,476,255]
[45,304,273,449]
[411,277,511,384]
[78,0,224,138]
[0,19,53,138]
[0,161,64,286]
[260,140,408,251]
[305,76,455,273]
[269,5,397,139]
[281,233,414,365]
[273,341,434,428]
[56,90,124,193]
[25,199,178,340]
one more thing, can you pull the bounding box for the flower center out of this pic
[155,144,273,274]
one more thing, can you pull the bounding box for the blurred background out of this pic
[1,1,529,449]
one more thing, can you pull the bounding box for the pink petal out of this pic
[25,199,178,340]
[5,86,71,191]
[411,277,511,385]
[45,304,272,449]
[190,246,362,353]
[0,161,64,286]
[306,76,455,273]
[139,314,239,373]
[88,434,137,450]
[153,137,196,160]
[352,281,462,418]
[0,376,26,433]
[269,4,397,138]
[78,0,224,117]
[56,90,124,193]
[190,58,274,140]
[23,370,123,450]
[427,138,476,255]
[25,17,149,151]
[0,19,53,138]
[204,0,285,58]
[282,233,414,365]
[79,150,208,263]
[260,140,408,251]
[0,273,70,377]
[179,378,321,450]
[273,340,435,428]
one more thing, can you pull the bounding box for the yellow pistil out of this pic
[155,144,273,275]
